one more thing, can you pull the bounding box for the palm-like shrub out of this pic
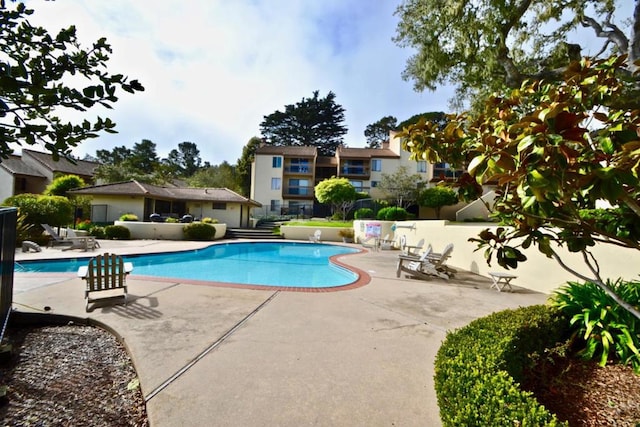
[550,280,640,372]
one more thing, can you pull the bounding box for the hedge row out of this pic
[434,305,569,426]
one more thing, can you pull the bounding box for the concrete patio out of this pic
[13,239,549,426]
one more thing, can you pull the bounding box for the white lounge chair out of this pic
[379,234,395,250]
[41,223,73,247]
[396,243,455,280]
[79,253,133,311]
[360,235,379,251]
[401,237,425,256]
[309,229,322,243]
[65,228,100,251]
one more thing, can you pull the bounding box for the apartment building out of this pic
[250,131,462,217]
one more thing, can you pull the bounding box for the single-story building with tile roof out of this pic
[0,149,100,202]
[68,180,261,228]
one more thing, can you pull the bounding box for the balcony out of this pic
[284,165,313,175]
[340,166,370,178]
[283,186,315,198]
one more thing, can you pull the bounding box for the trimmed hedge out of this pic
[104,225,131,240]
[434,305,569,426]
[183,223,216,240]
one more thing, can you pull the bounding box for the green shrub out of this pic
[164,217,178,223]
[104,225,131,240]
[201,217,218,224]
[89,226,106,239]
[376,206,408,221]
[183,223,216,240]
[550,279,640,372]
[3,193,74,227]
[119,213,139,221]
[354,208,374,219]
[434,305,568,426]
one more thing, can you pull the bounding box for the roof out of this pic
[255,145,317,156]
[337,147,399,159]
[68,180,262,207]
[0,155,46,177]
[22,149,100,177]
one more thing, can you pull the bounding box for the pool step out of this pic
[225,228,281,240]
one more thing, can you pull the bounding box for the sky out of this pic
[20,0,454,165]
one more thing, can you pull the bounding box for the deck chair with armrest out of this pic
[360,235,379,251]
[81,253,131,312]
[309,229,322,243]
[401,237,425,256]
[396,243,455,281]
[41,223,73,247]
[379,234,395,250]
[65,228,100,251]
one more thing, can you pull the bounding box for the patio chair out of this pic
[360,235,379,251]
[80,252,132,311]
[401,237,425,256]
[65,228,100,251]
[309,229,322,243]
[379,234,395,250]
[41,224,73,247]
[396,243,455,281]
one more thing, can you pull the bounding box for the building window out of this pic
[288,158,310,173]
[270,200,281,212]
[342,160,365,175]
[212,202,227,210]
[350,180,363,191]
[371,159,382,172]
[433,162,463,180]
[288,178,310,195]
[272,156,282,168]
[271,177,281,190]
[371,181,378,188]
[417,161,427,173]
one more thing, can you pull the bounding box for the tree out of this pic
[260,90,347,156]
[163,141,202,177]
[397,111,446,130]
[364,116,397,148]
[393,0,638,108]
[314,177,357,220]
[418,186,459,219]
[128,139,159,174]
[0,3,144,161]
[398,55,640,319]
[96,145,132,165]
[236,136,262,196]
[44,175,85,197]
[188,161,241,192]
[377,166,424,208]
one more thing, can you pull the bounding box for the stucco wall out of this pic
[186,202,245,228]
[114,221,226,240]
[0,168,13,202]
[361,220,640,295]
[89,195,145,222]
[251,155,283,216]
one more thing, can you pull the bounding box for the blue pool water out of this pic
[16,242,360,288]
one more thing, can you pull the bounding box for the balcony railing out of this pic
[283,186,315,197]
[340,167,369,176]
[284,166,313,174]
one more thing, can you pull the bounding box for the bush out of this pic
[89,226,106,239]
[550,279,640,373]
[164,217,178,223]
[119,213,139,221]
[201,217,218,224]
[183,223,216,240]
[3,193,74,227]
[434,305,568,426]
[104,225,131,240]
[376,206,408,221]
[354,208,374,219]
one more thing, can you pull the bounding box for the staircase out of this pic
[225,220,283,240]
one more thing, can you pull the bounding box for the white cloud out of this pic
[19,1,459,164]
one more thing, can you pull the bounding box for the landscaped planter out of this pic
[279,226,345,242]
[114,221,226,240]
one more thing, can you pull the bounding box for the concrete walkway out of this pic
[13,240,549,426]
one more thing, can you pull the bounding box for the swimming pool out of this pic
[16,242,361,288]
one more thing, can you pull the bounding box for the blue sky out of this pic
[22,0,452,165]
[20,1,634,166]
